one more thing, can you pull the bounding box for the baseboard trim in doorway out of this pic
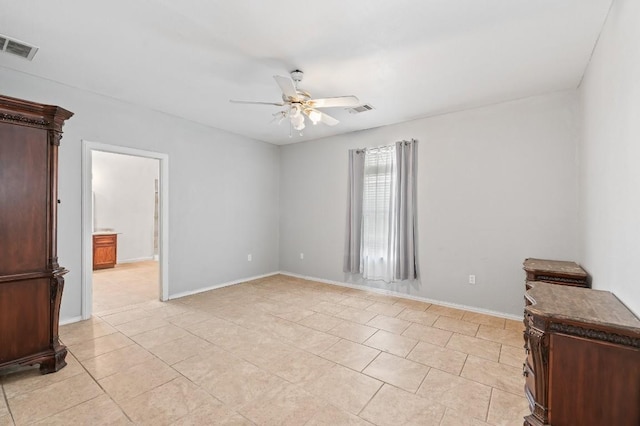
[168,271,280,300]
[118,257,155,264]
[59,315,83,326]
[279,270,523,321]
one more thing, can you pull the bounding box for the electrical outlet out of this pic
[300,253,304,260]
[247,254,252,262]
[468,275,476,285]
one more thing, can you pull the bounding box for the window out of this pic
[344,140,418,282]
[361,145,396,280]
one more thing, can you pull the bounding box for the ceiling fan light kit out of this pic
[230,70,360,136]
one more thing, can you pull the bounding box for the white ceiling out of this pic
[0,0,612,145]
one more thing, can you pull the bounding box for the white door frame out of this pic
[81,140,169,320]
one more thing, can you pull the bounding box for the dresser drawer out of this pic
[93,234,116,246]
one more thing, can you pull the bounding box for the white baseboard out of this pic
[117,256,155,264]
[59,315,83,326]
[168,271,280,300]
[279,271,523,321]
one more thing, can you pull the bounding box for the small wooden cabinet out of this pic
[93,233,117,270]
[523,258,588,289]
[523,282,640,426]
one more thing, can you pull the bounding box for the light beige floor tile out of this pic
[8,373,103,424]
[275,308,316,322]
[301,364,382,415]
[239,382,326,426]
[460,356,524,396]
[286,327,342,355]
[363,352,429,392]
[299,312,344,332]
[328,321,378,343]
[446,334,501,361]
[311,301,348,315]
[393,298,431,312]
[433,316,479,336]
[129,324,191,349]
[499,344,525,368]
[172,403,251,425]
[146,334,215,365]
[486,388,530,426]
[174,347,287,409]
[266,349,335,383]
[402,323,453,346]
[364,329,419,357]
[335,307,378,325]
[462,312,506,329]
[440,408,490,426]
[0,390,8,418]
[101,309,152,326]
[305,404,374,425]
[115,315,170,337]
[59,318,118,346]
[82,344,156,380]
[119,377,218,425]
[396,309,439,326]
[32,394,130,425]
[504,318,525,332]
[365,302,405,317]
[1,354,84,399]
[166,311,212,328]
[426,304,467,319]
[0,415,13,426]
[476,325,524,348]
[99,357,178,403]
[364,292,401,304]
[320,339,380,371]
[418,368,492,420]
[359,384,446,426]
[339,296,376,310]
[366,314,411,334]
[407,341,468,375]
[68,332,135,361]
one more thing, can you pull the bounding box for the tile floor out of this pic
[0,266,529,425]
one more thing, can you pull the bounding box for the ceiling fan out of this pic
[230,70,360,136]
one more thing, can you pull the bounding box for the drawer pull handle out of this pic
[522,363,529,377]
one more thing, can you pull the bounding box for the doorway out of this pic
[81,141,169,320]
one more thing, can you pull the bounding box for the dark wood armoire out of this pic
[0,94,73,374]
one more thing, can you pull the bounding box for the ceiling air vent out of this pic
[0,33,38,60]
[348,104,374,114]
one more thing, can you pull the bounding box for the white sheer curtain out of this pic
[360,145,397,281]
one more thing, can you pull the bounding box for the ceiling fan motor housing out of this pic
[290,70,304,83]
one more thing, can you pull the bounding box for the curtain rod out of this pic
[354,139,417,154]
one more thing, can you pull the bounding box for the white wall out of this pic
[92,151,159,262]
[280,92,580,316]
[579,0,640,315]
[0,67,280,322]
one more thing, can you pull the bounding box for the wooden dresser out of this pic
[0,95,73,374]
[523,282,640,426]
[93,232,118,270]
[523,258,588,289]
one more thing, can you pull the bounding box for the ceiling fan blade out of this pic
[274,75,298,100]
[230,100,285,106]
[310,96,360,108]
[319,111,340,126]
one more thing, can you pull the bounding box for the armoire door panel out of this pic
[0,278,51,363]
[0,123,49,274]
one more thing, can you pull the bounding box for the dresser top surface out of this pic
[525,282,640,334]
[523,258,587,277]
